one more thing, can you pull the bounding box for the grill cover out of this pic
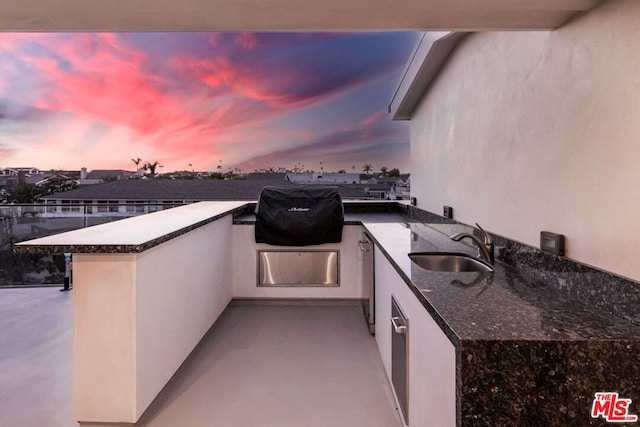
[255,186,344,246]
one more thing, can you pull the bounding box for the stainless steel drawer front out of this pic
[391,296,409,424]
[257,250,339,287]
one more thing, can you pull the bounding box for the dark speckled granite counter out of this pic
[365,222,640,341]
[362,221,640,426]
[13,201,248,254]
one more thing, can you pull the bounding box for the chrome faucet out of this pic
[450,223,494,264]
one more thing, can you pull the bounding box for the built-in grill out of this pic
[254,186,344,287]
[255,186,344,246]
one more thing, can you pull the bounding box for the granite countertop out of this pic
[13,201,248,254]
[362,221,640,345]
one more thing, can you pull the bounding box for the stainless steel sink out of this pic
[409,252,494,273]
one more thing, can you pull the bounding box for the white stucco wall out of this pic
[410,0,640,281]
[135,216,233,418]
[73,254,137,422]
[72,216,234,423]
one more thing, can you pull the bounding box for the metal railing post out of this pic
[60,253,72,292]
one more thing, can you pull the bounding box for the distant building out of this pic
[285,172,360,184]
[33,173,75,187]
[389,175,411,200]
[78,167,137,185]
[40,178,374,215]
[245,172,287,181]
[0,167,43,177]
[362,176,397,185]
[0,176,14,192]
[359,174,411,200]
[251,167,288,174]
[0,168,44,192]
[362,183,391,199]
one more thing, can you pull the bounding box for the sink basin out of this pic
[409,252,494,273]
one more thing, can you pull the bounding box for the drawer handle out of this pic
[358,240,371,252]
[391,316,406,334]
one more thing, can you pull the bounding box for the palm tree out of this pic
[363,164,372,174]
[145,161,160,176]
[388,168,401,178]
[380,166,388,176]
[131,157,142,171]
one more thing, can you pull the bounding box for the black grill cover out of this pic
[255,186,344,246]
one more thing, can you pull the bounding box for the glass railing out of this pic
[0,203,186,288]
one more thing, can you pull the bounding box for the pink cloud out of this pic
[0,145,16,158]
[167,54,324,140]
[0,32,417,172]
[9,34,227,161]
[22,35,171,134]
[172,54,290,107]
[360,110,386,127]
[175,57,236,90]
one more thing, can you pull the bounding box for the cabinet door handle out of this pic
[391,316,407,334]
[358,240,371,252]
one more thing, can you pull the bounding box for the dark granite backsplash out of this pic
[407,205,640,327]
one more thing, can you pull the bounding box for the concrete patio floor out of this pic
[0,289,401,427]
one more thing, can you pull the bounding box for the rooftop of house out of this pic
[244,172,288,181]
[84,169,137,180]
[0,167,41,174]
[0,174,49,187]
[287,172,360,177]
[40,178,374,201]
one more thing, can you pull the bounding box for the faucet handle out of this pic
[475,223,493,245]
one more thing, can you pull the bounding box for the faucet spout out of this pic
[450,223,494,264]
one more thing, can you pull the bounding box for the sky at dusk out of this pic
[0,32,419,173]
